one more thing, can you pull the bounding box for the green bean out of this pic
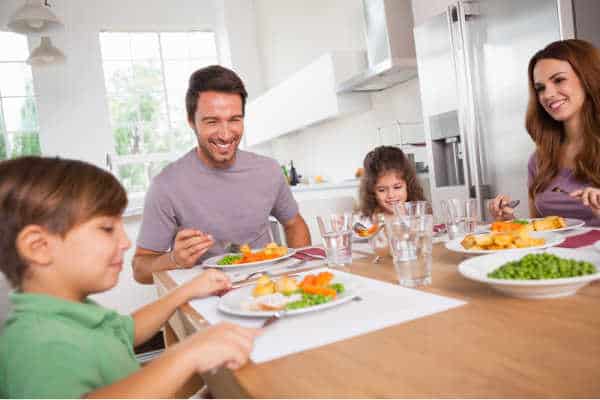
[487,253,596,280]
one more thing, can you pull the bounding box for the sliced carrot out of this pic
[315,271,334,286]
[299,274,317,288]
[302,284,337,298]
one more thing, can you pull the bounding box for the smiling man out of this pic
[133,66,311,284]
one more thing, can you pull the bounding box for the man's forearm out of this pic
[284,216,311,248]
[132,252,176,284]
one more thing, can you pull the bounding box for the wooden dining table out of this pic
[153,243,600,398]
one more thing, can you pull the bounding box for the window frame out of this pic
[99,30,219,198]
[0,31,41,160]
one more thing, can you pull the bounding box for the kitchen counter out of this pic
[290,179,360,192]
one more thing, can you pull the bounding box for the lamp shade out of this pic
[7,0,63,33]
[27,36,65,65]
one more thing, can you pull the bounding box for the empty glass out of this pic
[384,214,433,287]
[316,213,353,266]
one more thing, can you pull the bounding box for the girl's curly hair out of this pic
[359,146,425,217]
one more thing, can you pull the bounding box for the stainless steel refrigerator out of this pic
[414,0,577,220]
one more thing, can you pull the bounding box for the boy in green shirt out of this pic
[0,156,261,398]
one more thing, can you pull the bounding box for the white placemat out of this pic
[172,268,466,364]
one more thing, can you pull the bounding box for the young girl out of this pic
[489,39,600,224]
[0,156,260,398]
[359,146,426,218]
[357,146,426,260]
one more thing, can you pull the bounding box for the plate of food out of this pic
[481,216,584,233]
[458,247,600,298]
[445,231,564,254]
[203,243,296,269]
[218,270,359,317]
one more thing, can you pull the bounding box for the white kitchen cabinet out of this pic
[244,52,371,147]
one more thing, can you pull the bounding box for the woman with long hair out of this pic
[489,39,600,225]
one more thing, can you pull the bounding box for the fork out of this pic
[260,295,363,328]
[262,312,282,328]
[216,240,241,253]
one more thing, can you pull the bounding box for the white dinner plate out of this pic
[203,248,296,269]
[480,218,585,233]
[458,247,600,298]
[594,240,600,253]
[218,269,360,317]
[445,231,565,255]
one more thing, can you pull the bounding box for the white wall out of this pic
[248,0,426,183]
[0,0,264,315]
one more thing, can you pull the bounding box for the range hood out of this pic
[337,0,417,93]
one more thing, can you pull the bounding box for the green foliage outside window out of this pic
[101,31,216,193]
[0,133,6,159]
[118,163,147,193]
[10,132,40,157]
[1,80,41,160]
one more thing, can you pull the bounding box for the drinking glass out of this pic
[384,214,433,287]
[392,201,432,217]
[404,201,433,216]
[464,199,478,234]
[441,198,480,239]
[368,213,389,263]
[440,199,463,239]
[316,213,353,266]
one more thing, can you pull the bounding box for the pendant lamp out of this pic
[7,0,63,33]
[27,36,65,65]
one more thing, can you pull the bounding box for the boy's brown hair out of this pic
[0,156,128,289]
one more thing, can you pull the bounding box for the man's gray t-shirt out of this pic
[137,149,299,261]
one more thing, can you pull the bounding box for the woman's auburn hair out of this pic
[526,39,600,199]
[359,145,425,217]
[0,156,128,289]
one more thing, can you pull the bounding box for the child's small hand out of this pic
[184,322,262,373]
[180,269,231,300]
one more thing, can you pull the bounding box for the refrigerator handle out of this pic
[446,4,475,198]
[453,1,488,217]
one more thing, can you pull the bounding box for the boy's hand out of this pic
[180,269,231,300]
[184,323,262,373]
[171,229,214,268]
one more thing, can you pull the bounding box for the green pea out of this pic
[487,253,597,280]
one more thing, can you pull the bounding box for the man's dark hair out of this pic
[185,65,248,122]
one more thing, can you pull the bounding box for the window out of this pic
[0,32,41,160]
[99,31,218,193]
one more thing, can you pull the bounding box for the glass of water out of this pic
[441,198,479,239]
[384,214,433,287]
[402,201,433,217]
[368,213,389,263]
[464,199,478,234]
[316,213,353,266]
